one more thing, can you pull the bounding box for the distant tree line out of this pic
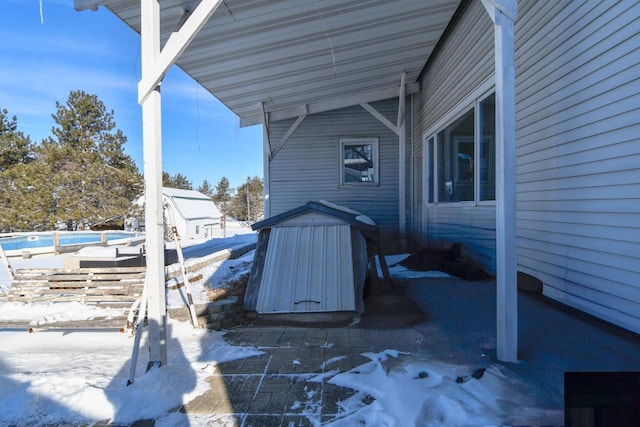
[0,90,263,232]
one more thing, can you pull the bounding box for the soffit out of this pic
[93,0,461,125]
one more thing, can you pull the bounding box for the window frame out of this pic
[423,82,496,208]
[339,137,380,187]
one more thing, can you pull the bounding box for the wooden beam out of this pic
[272,114,307,159]
[360,103,399,135]
[238,82,421,127]
[138,0,222,104]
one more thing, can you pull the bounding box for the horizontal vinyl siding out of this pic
[414,1,494,133]
[268,98,400,239]
[410,93,423,242]
[426,205,497,271]
[515,0,640,332]
[411,0,496,267]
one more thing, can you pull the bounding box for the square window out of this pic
[340,138,379,185]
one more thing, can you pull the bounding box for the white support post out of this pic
[261,103,271,218]
[398,72,406,239]
[483,0,518,363]
[141,0,167,367]
[138,0,222,104]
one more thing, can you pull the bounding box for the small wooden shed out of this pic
[244,201,381,315]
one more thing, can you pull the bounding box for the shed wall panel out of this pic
[256,225,355,313]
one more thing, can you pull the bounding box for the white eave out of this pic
[75,0,461,126]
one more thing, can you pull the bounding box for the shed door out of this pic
[256,224,355,313]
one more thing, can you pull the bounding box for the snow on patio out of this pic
[0,223,563,426]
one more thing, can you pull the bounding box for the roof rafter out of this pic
[242,81,420,127]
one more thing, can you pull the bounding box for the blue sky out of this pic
[0,0,263,190]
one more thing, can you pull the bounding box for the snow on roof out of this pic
[162,187,221,221]
[316,200,377,226]
[162,187,210,200]
[252,201,377,232]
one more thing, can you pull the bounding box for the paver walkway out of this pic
[175,277,640,426]
[181,326,426,426]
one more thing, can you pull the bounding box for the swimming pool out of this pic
[0,231,142,252]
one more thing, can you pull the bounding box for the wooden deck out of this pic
[9,266,146,306]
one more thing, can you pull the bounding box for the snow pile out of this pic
[383,254,453,279]
[0,320,263,426]
[325,350,560,426]
[0,301,125,325]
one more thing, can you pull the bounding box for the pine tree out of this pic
[0,108,34,171]
[197,179,214,197]
[231,176,263,222]
[212,176,231,216]
[0,161,54,231]
[40,90,142,230]
[162,172,192,190]
[0,109,42,232]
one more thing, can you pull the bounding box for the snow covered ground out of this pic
[0,222,562,426]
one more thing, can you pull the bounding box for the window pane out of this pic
[343,143,374,183]
[479,93,496,201]
[437,108,475,202]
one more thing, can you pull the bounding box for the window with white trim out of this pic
[425,92,495,204]
[340,138,379,185]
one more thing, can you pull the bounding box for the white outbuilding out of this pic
[162,187,222,241]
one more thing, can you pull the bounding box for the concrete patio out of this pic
[170,276,640,426]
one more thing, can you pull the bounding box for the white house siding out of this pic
[411,0,496,269]
[268,98,404,240]
[515,0,640,333]
[411,0,640,332]
[410,93,423,243]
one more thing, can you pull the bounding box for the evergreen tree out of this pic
[162,172,192,190]
[40,90,142,230]
[0,161,54,231]
[212,176,231,216]
[0,108,34,171]
[197,179,214,197]
[231,176,263,222]
[0,109,43,231]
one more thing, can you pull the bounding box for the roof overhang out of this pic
[75,0,461,126]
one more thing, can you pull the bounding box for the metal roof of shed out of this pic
[162,187,222,220]
[252,200,378,235]
[76,0,461,126]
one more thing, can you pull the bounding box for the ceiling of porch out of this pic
[78,0,461,126]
